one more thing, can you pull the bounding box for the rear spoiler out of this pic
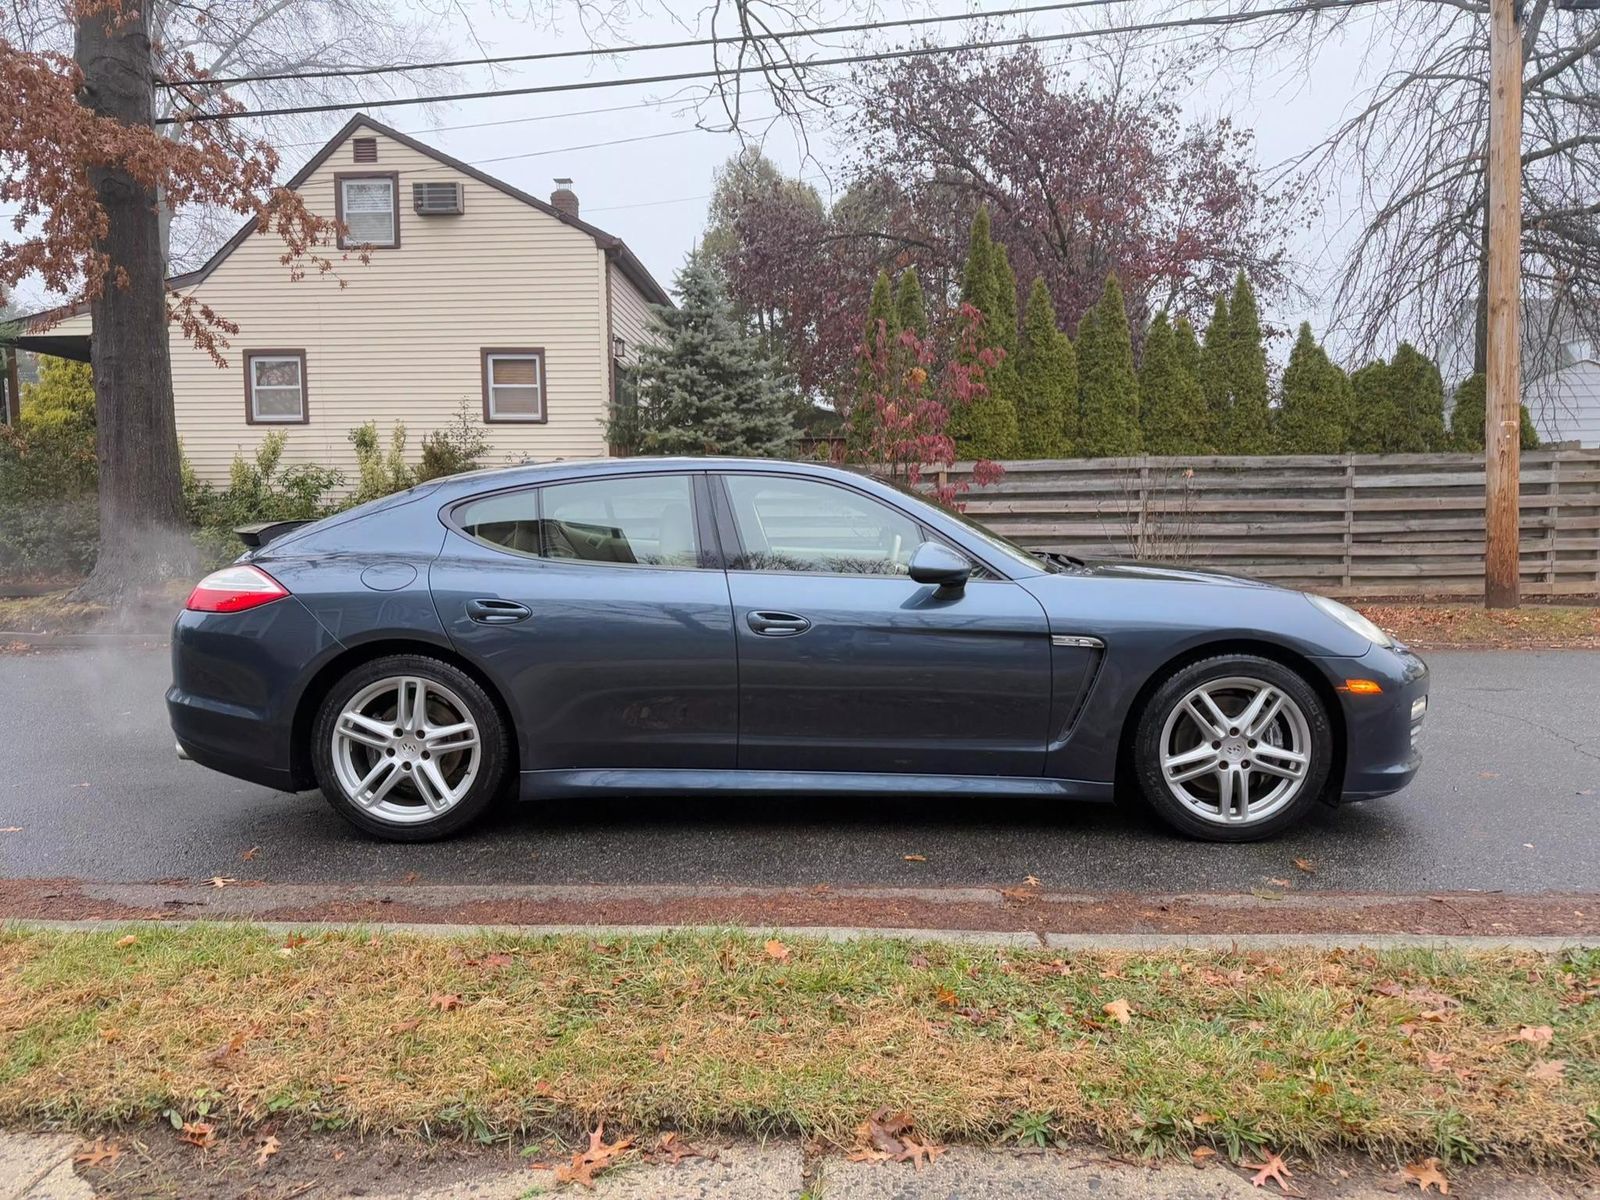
[235,520,313,549]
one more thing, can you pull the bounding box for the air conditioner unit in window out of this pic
[412,182,464,215]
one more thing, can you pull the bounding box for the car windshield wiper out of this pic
[1034,549,1086,572]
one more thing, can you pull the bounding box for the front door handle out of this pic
[747,610,811,637]
[466,598,532,625]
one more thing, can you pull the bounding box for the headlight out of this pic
[1305,593,1393,648]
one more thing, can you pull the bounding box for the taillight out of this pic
[185,564,289,613]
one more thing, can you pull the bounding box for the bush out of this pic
[0,359,100,579]
[349,421,416,505]
[185,432,343,566]
[418,400,492,482]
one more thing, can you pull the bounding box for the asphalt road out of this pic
[1,644,1597,893]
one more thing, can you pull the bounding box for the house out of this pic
[11,115,670,482]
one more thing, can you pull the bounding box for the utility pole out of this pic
[1483,0,1523,609]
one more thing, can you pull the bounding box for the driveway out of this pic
[1,645,1597,894]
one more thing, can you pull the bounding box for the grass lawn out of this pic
[1357,603,1600,649]
[1,926,1596,1167]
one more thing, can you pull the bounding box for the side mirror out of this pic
[908,541,971,590]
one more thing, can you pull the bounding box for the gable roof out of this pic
[181,114,672,306]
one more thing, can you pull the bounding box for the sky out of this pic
[8,0,1394,359]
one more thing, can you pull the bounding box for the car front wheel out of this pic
[1133,654,1333,842]
[311,655,509,841]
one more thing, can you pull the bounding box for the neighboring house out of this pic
[1441,296,1600,447]
[12,115,669,483]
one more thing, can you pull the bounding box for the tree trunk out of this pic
[72,3,194,605]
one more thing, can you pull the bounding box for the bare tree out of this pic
[1215,0,1600,376]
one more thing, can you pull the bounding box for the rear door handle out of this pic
[747,610,811,637]
[466,598,532,625]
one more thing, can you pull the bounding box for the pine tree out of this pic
[948,207,1020,459]
[1218,272,1271,452]
[990,243,1019,355]
[894,267,928,337]
[1198,293,1231,450]
[1015,278,1075,457]
[1276,323,1353,454]
[848,270,899,455]
[1138,311,1208,455]
[634,256,799,458]
[1387,342,1448,452]
[1076,273,1142,456]
[1448,371,1540,451]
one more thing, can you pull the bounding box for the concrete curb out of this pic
[0,630,168,647]
[7,916,1597,952]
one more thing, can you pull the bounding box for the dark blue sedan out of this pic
[170,457,1428,842]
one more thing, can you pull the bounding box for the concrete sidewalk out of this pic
[4,1133,1591,1199]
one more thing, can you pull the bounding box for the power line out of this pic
[158,0,1398,126]
[163,0,1148,88]
[473,126,702,165]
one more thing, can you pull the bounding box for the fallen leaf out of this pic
[116,934,137,947]
[1242,1151,1298,1193]
[240,846,259,861]
[763,938,791,963]
[1401,1157,1450,1193]
[179,1121,216,1149]
[646,1131,713,1165]
[1267,877,1292,888]
[388,1017,421,1034]
[894,1136,946,1169]
[1528,1058,1567,1082]
[255,1135,281,1166]
[1515,1024,1554,1046]
[553,1124,633,1189]
[1423,1050,1454,1073]
[208,1030,246,1067]
[1103,998,1133,1025]
[0,826,21,833]
[1192,1146,1217,1162]
[429,993,463,1012]
[483,952,514,969]
[207,876,237,888]
[74,1138,123,1168]
[1292,858,1315,873]
[902,854,927,862]
[1023,874,1040,887]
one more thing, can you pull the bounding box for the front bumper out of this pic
[1317,641,1429,802]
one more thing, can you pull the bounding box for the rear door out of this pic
[713,470,1053,777]
[430,471,737,771]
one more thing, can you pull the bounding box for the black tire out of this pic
[311,654,510,842]
[1132,654,1333,842]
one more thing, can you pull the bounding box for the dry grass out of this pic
[1358,603,1600,649]
[0,592,106,633]
[1,927,1597,1166]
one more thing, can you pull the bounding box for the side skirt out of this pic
[519,769,1115,803]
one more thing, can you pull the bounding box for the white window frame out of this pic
[245,351,307,424]
[337,174,397,249]
[482,349,547,423]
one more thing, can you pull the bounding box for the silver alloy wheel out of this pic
[330,676,481,826]
[1157,675,1312,826]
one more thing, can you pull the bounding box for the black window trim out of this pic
[442,469,724,571]
[708,469,1013,582]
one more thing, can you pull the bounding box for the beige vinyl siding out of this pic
[608,260,660,365]
[165,129,612,484]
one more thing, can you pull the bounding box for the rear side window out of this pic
[454,474,701,567]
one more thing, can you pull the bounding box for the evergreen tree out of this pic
[1217,272,1272,452]
[847,270,899,454]
[1346,359,1393,453]
[1448,372,1540,451]
[1387,342,1449,452]
[1076,273,1142,456]
[1138,311,1208,455]
[1276,322,1353,454]
[1198,293,1231,449]
[1015,278,1075,457]
[1172,316,1207,451]
[894,267,928,337]
[948,207,1020,459]
[633,256,799,458]
[990,243,1019,355]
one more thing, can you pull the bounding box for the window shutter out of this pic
[352,137,378,163]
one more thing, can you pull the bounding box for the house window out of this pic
[336,173,399,248]
[482,349,546,422]
[244,351,307,424]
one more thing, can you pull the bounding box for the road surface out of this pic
[1,644,1596,893]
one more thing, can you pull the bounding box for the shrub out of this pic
[349,421,416,505]
[418,400,492,482]
[185,432,343,566]
[0,358,99,578]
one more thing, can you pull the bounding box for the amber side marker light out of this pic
[1340,679,1384,695]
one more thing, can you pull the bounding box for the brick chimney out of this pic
[550,178,579,219]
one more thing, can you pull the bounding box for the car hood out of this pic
[1058,558,1275,589]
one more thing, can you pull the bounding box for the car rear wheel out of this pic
[1133,654,1332,842]
[311,655,509,841]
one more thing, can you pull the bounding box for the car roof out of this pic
[429,455,868,494]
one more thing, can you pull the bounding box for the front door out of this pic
[715,472,1053,777]
[431,471,737,772]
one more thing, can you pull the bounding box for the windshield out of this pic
[873,474,1052,575]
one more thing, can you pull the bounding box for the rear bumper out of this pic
[1316,642,1429,802]
[168,597,338,792]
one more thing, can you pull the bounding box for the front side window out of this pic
[244,351,306,423]
[482,349,546,422]
[454,474,700,568]
[338,175,397,247]
[723,474,926,576]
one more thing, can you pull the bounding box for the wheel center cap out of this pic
[399,738,419,756]
[1222,736,1247,759]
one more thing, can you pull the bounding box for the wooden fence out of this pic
[938,450,1600,598]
